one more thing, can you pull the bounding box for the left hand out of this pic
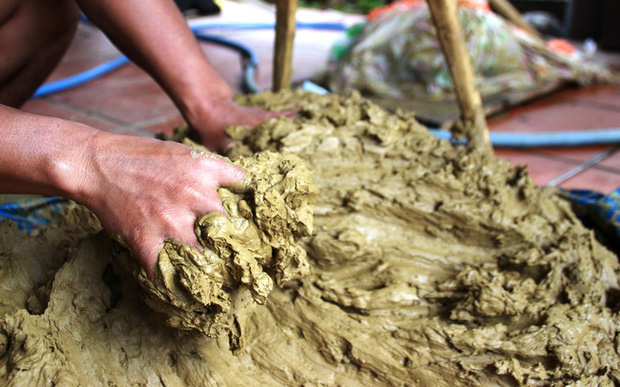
[188,98,297,153]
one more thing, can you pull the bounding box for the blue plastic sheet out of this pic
[0,197,69,233]
[560,188,620,252]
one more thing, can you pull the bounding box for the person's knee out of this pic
[0,0,80,106]
[5,0,79,49]
[36,0,80,42]
[57,0,81,33]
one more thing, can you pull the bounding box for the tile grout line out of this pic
[45,98,136,127]
[109,127,155,137]
[132,113,184,129]
[523,149,620,175]
[44,98,156,137]
[589,163,620,176]
[546,146,620,187]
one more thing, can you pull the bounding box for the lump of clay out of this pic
[119,150,317,339]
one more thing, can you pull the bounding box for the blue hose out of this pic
[189,21,348,31]
[33,56,130,98]
[193,32,261,94]
[428,128,620,147]
[33,21,620,148]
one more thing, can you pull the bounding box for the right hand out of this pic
[73,132,244,278]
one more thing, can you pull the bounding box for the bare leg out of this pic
[0,0,79,107]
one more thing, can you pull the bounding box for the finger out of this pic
[130,212,206,279]
[165,212,204,252]
[217,161,246,186]
[128,229,163,280]
[279,109,298,120]
[221,138,237,152]
[202,190,227,215]
[197,157,246,186]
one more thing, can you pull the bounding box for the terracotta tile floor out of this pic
[490,83,620,194]
[23,1,620,195]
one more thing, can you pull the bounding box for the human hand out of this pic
[187,98,296,153]
[76,132,244,278]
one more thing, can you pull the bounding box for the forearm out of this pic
[72,0,292,153]
[0,104,96,200]
[0,104,245,275]
[75,0,231,120]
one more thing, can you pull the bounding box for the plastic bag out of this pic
[328,0,616,101]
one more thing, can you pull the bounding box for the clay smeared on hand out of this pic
[118,150,317,341]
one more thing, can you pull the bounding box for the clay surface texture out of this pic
[1,91,619,386]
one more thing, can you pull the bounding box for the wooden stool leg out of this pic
[273,0,298,92]
[489,0,539,37]
[427,0,492,153]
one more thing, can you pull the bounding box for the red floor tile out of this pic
[48,64,177,125]
[199,42,253,93]
[556,84,620,111]
[533,145,614,164]
[142,116,186,137]
[207,27,342,91]
[495,149,575,185]
[45,24,121,82]
[109,129,152,138]
[597,148,620,172]
[488,100,620,133]
[495,149,620,194]
[66,24,121,60]
[21,99,120,132]
[557,168,620,194]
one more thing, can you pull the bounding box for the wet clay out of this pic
[1,91,619,386]
[117,150,317,341]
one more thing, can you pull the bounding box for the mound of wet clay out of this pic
[0,91,618,386]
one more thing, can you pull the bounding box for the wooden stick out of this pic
[427,0,492,152]
[488,0,540,37]
[273,0,298,92]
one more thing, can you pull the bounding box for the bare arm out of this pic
[0,105,244,277]
[76,0,231,118]
[75,0,292,151]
